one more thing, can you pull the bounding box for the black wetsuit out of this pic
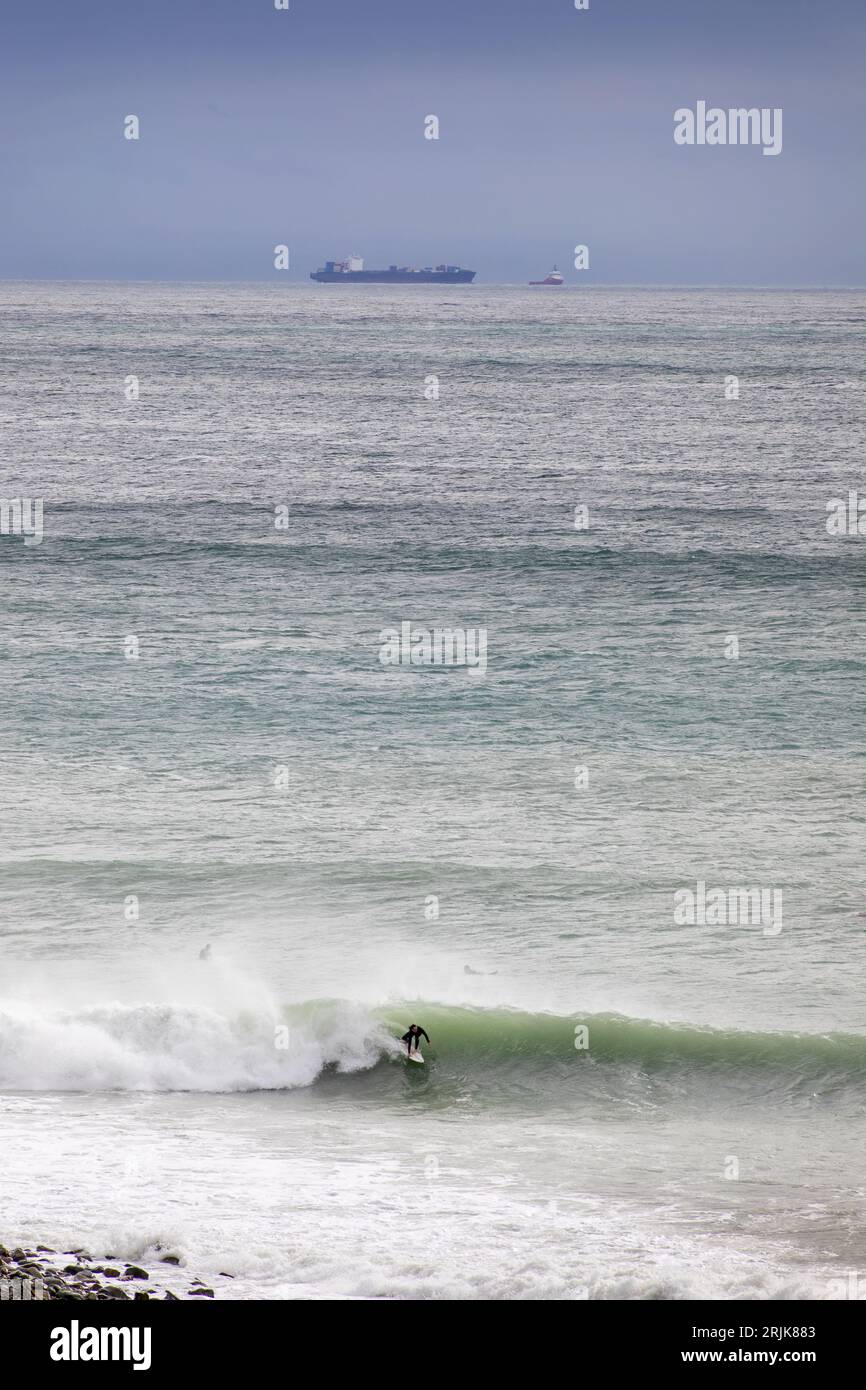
[401,1026,430,1054]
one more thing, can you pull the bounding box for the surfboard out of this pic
[407,1050,425,1064]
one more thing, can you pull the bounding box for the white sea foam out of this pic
[0,996,391,1092]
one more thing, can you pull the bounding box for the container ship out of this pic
[310,256,475,284]
[529,266,565,286]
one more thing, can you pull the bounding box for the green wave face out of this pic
[360,1003,866,1102]
[373,1002,866,1073]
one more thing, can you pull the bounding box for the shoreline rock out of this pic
[0,1243,218,1301]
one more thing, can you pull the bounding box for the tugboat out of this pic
[529,266,565,286]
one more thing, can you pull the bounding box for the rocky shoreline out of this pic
[0,1243,219,1301]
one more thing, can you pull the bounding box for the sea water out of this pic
[0,281,864,1298]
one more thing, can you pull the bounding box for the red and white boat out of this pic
[529,266,565,286]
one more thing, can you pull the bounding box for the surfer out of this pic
[401,1023,430,1057]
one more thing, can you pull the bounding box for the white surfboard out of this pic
[407,1050,425,1064]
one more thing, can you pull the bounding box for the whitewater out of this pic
[1,281,865,1299]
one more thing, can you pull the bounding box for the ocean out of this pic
[1,281,864,1300]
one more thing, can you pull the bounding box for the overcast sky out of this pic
[1,0,864,283]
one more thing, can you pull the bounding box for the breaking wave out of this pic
[1,997,865,1094]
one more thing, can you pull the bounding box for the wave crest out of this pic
[0,999,393,1092]
[2,997,864,1093]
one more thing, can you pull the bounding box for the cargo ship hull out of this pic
[311,269,475,284]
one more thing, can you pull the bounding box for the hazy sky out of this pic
[1,0,864,283]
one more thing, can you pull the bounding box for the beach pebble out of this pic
[2,1238,211,1302]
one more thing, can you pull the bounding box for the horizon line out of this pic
[2,278,865,291]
